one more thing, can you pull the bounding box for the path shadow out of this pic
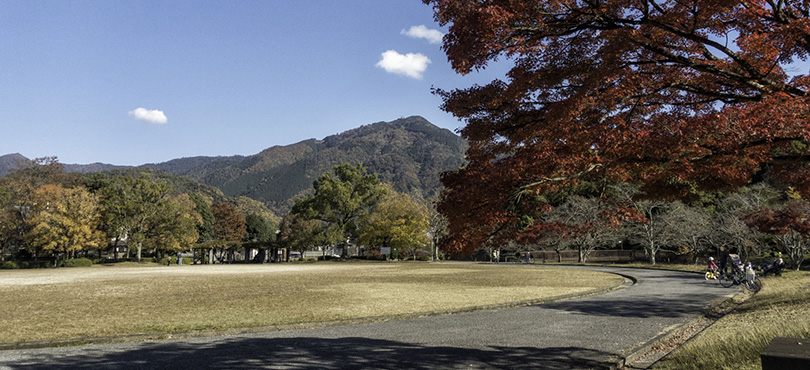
[5,336,617,370]
[540,294,708,318]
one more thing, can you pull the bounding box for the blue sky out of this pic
[0,1,507,165]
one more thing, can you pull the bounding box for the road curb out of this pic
[0,268,632,351]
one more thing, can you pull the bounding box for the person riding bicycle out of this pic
[707,257,719,279]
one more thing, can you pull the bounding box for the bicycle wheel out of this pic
[719,273,735,288]
[745,277,763,293]
[705,271,712,280]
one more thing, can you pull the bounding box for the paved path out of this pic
[0,266,735,369]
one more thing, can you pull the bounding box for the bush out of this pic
[1,261,19,269]
[61,258,93,268]
[17,260,52,269]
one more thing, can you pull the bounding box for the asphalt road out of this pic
[0,266,735,370]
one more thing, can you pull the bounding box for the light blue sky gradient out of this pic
[0,1,507,165]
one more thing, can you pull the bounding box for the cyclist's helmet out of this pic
[709,257,714,261]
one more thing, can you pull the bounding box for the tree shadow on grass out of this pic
[7,336,617,370]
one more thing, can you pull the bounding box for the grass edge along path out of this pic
[0,263,627,350]
[541,262,809,370]
[650,270,810,370]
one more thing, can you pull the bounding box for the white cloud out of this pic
[128,107,168,124]
[401,25,444,44]
[376,50,431,79]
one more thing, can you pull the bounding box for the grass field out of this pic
[0,262,621,343]
[653,270,810,370]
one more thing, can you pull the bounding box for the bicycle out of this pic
[719,268,762,292]
[704,269,720,280]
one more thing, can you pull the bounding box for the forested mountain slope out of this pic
[148,116,467,213]
[3,116,467,215]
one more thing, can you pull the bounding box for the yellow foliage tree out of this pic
[27,185,105,260]
[358,190,430,260]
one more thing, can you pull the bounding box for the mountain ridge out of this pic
[1,116,467,214]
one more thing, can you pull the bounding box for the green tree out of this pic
[94,173,176,261]
[142,194,200,256]
[278,212,335,257]
[189,193,214,243]
[358,191,430,260]
[244,213,275,244]
[0,187,12,261]
[292,164,387,257]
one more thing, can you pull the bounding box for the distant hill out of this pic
[63,162,129,173]
[145,116,468,213]
[2,116,467,214]
[0,153,32,176]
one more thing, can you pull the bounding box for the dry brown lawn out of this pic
[0,262,621,343]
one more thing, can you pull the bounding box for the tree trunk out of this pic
[112,236,120,260]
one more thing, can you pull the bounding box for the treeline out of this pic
[278,163,441,261]
[483,182,809,271]
[0,159,445,268]
[0,158,278,267]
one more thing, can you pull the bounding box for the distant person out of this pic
[707,257,718,279]
[167,257,172,266]
[728,253,742,273]
[177,253,182,266]
[761,252,785,276]
[718,247,730,274]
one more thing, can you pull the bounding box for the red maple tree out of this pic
[744,201,810,270]
[426,0,810,254]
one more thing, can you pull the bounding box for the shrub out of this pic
[1,261,19,269]
[61,258,93,268]
[18,260,52,269]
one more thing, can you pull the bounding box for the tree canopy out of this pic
[426,0,810,254]
[358,190,430,259]
[291,163,387,255]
